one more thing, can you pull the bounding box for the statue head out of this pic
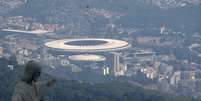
[21,60,42,83]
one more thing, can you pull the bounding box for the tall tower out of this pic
[103,65,109,76]
[113,52,120,75]
[0,46,3,57]
[170,71,181,87]
[113,52,127,76]
[160,26,166,35]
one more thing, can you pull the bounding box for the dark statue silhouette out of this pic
[12,60,56,101]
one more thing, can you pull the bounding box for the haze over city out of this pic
[0,0,201,101]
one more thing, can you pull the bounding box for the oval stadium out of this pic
[44,38,131,52]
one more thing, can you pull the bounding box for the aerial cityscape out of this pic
[0,0,201,101]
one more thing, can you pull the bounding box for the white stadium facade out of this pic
[44,38,131,76]
[44,38,131,53]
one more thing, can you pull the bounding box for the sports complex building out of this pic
[45,38,131,76]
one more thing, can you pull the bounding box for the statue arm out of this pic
[46,79,56,87]
[12,93,25,101]
[34,79,56,99]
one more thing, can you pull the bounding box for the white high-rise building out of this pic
[160,26,166,35]
[170,71,181,87]
[0,47,3,57]
[103,66,110,76]
[113,52,127,76]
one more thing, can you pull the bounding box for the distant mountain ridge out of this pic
[1,0,201,35]
[1,0,200,15]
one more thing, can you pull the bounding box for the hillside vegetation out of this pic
[0,57,199,101]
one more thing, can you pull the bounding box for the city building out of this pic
[160,26,166,35]
[170,71,181,87]
[103,66,110,76]
[7,22,30,31]
[113,52,127,76]
[0,47,3,57]
[158,78,170,92]
[181,71,196,80]
[71,64,82,73]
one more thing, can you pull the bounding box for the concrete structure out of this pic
[44,38,131,76]
[170,71,181,87]
[44,38,131,52]
[160,26,166,35]
[0,47,3,57]
[113,52,127,76]
[103,66,110,75]
[68,54,108,75]
[1,29,50,35]
[68,54,106,62]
